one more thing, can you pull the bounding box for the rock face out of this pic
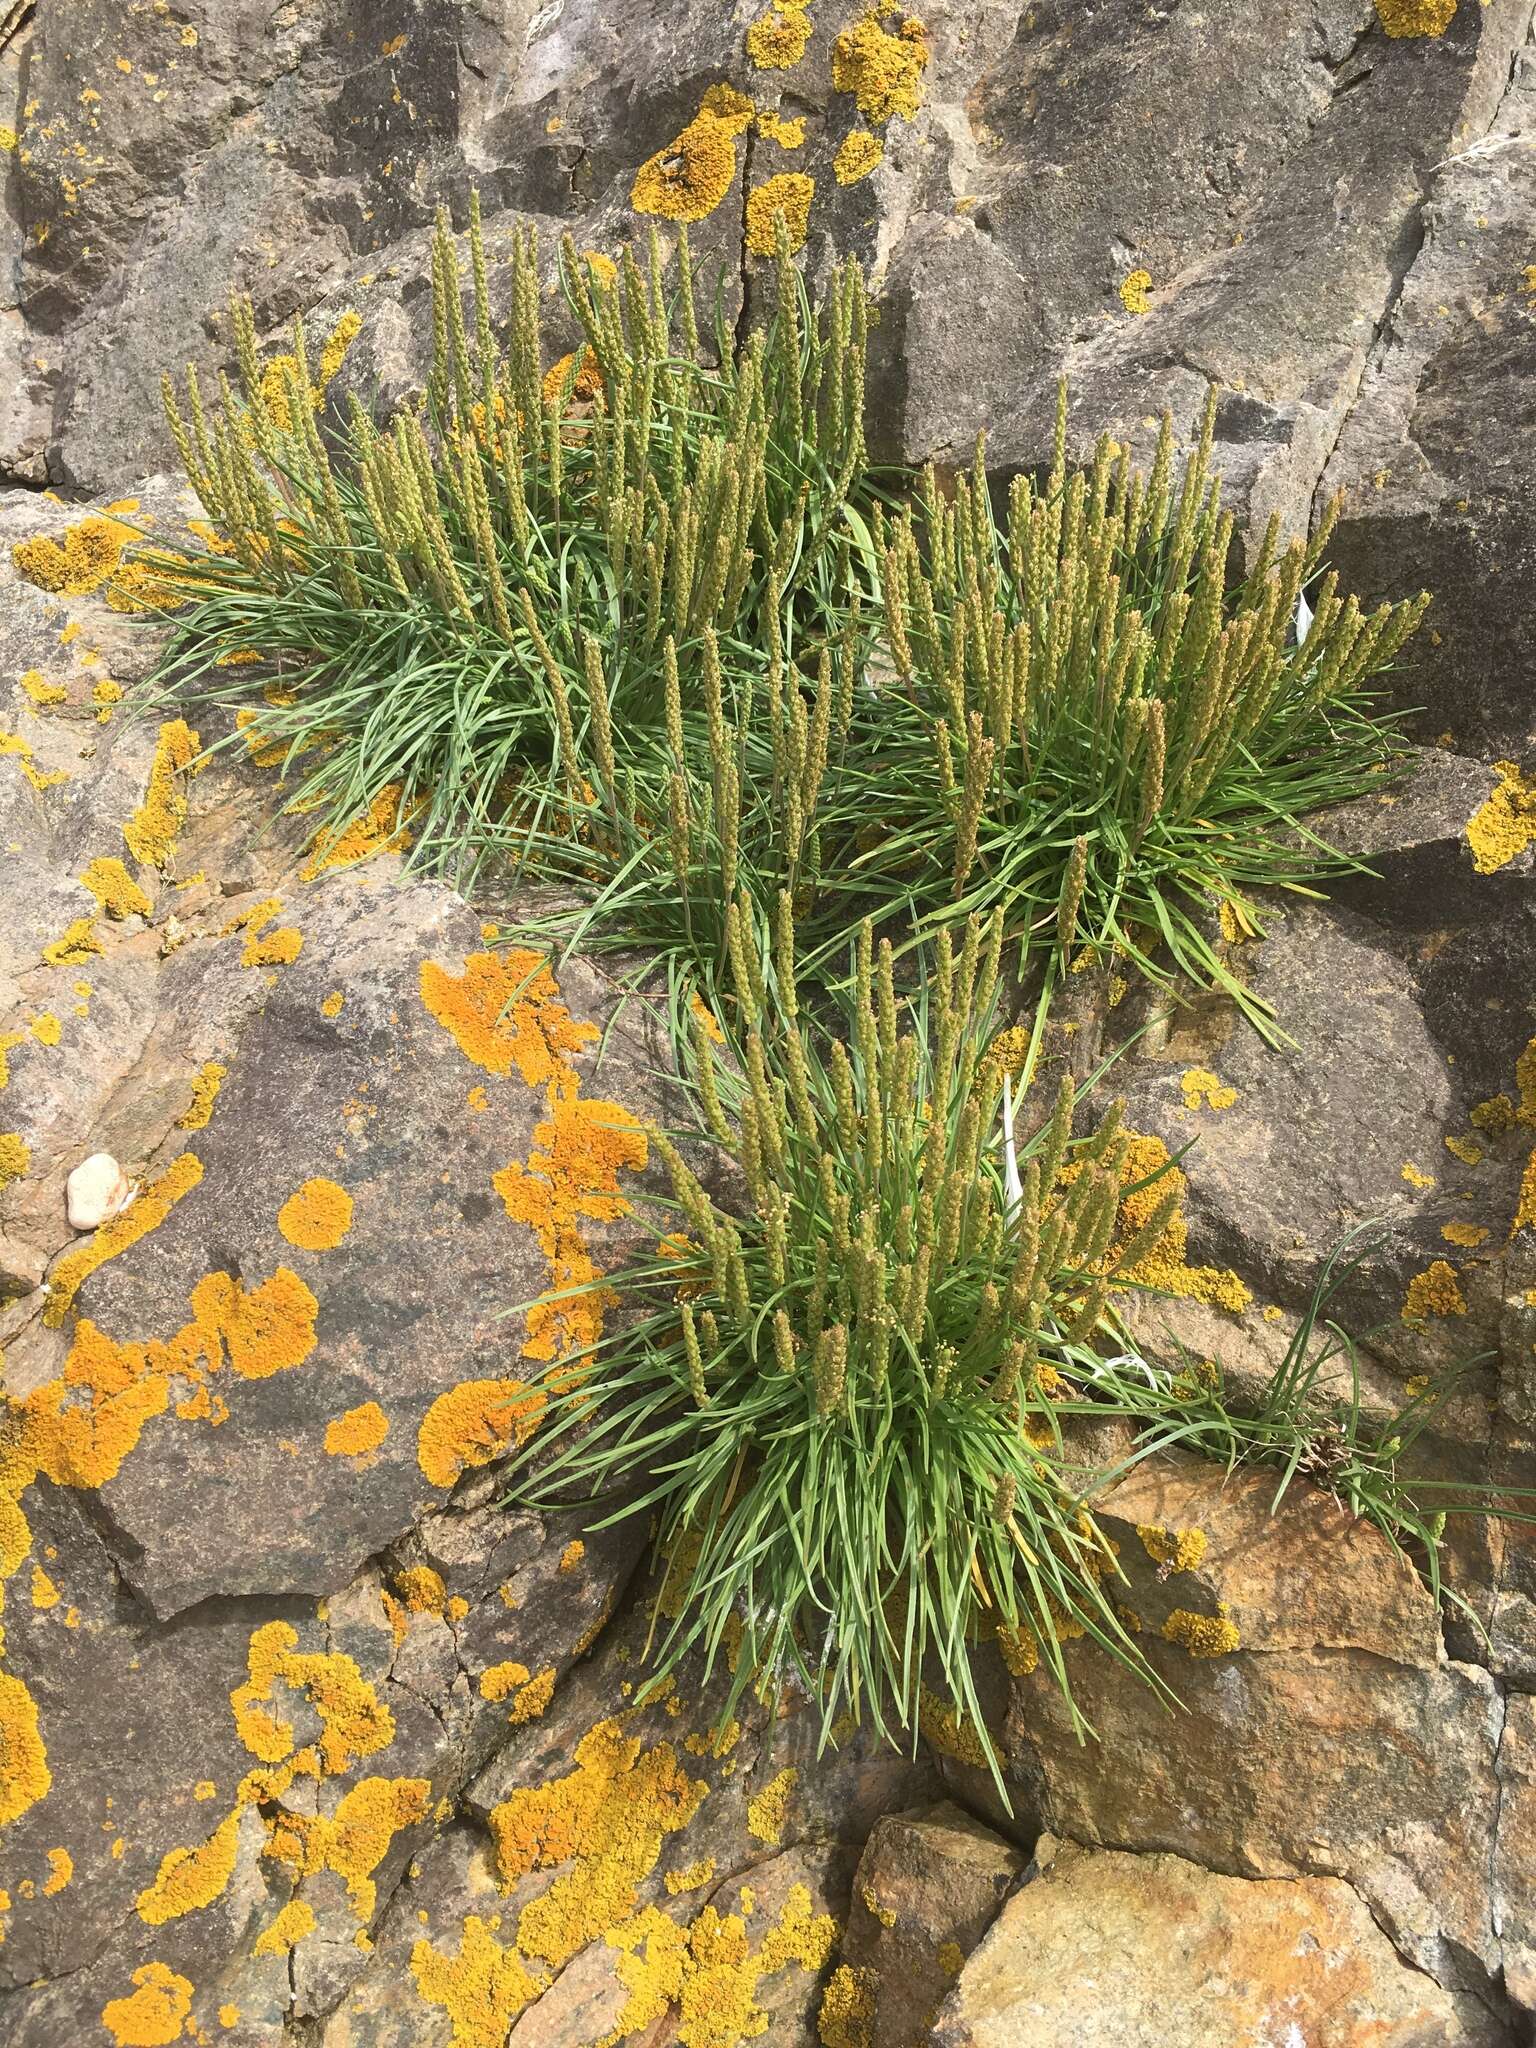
[4,0,1536,2042]
[933,1834,1506,2048]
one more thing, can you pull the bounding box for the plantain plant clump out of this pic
[116,195,1518,1779]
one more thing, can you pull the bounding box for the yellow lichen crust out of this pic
[831,11,930,124]
[100,1961,195,2047]
[0,1132,30,1190]
[1466,761,1536,874]
[302,783,414,876]
[43,1152,204,1328]
[411,1914,543,2047]
[1111,1134,1252,1314]
[253,1897,316,1956]
[606,1884,837,2045]
[833,127,884,183]
[277,1176,354,1251]
[420,948,598,1083]
[631,99,750,222]
[665,1856,718,1895]
[324,1401,390,1459]
[1119,268,1153,315]
[124,720,200,868]
[20,670,68,708]
[81,856,152,920]
[1180,1067,1235,1112]
[266,1776,430,1917]
[508,1667,556,1723]
[0,1669,52,1826]
[1137,1523,1207,1574]
[1402,1260,1467,1320]
[1375,0,1457,34]
[488,1716,708,1969]
[42,917,101,966]
[746,1766,797,1845]
[1161,1605,1241,1658]
[177,1062,227,1131]
[135,1812,241,1925]
[1514,1150,1536,1238]
[818,1962,877,2048]
[231,1620,395,1775]
[417,1378,546,1488]
[747,1,813,70]
[479,1660,532,1702]
[43,1846,72,1895]
[746,172,815,255]
[11,509,139,599]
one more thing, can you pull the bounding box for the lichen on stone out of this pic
[410,1914,543,2047]
[1465,760,1536,874]
[302,782,414,876]
[177,1061,226,1131]
[746,172,815,255]
[135,1811,241,1925]
[11,509,139,599]
[100,1960,195,2047]
[833,127,883,183]
[81,856,152,921]
[324,1400,390,1459]
[746,1765,797,1845]
[123,719,199,868]
[231,1620,395,1776]
[1375,0,1457,34]
[420,947,598,1082]
[818,1962,877,2047]
[1161,1604,1241,1657]
[252,1896,315,1956]
[831,10,930,123]
[1180,1067,1235,1112]
[1402,1259,1467,1320]
[277,1176,354,1251]
[1137,1523,1207,1574]
[0,1132,30,1191]
[417,1378,546,1488]
[747,1,813,70]
[631,99,750,222]
[41,917,101,966]
[43,1151,204,1328]
[1110,1133,1252,1314]
[1119,268,1153,315]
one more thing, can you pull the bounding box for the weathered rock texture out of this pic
[3,0,1536,2041]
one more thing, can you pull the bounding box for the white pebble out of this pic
[66,1153,136,1232]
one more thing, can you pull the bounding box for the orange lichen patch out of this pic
[493,1079,648,1363]
[177,1061,226,1131]
[488,1716,708,1970]
[416,1378,546,1489]
[1119,268,1153,315]
[1375,0,1457,33]
[94,677,125,720]
[81,856,152,921]
[1471,1095,1514,1134]
[1162,1604,1241,1657]
[43,1846,72,1895]
[747,1,813,69]
[758,108,806,148]
[0,1133,29,1190]
[135,1811,241,1925]
[257,310,361,432]
[11,510,139,599]
[253,1897,315,1956]
[1445,1134,1484,1167]
[479,1660,532,1702]
[394,1565,449,1615]
[419,949,598,1084]
[746,172,815,255]
[277,1177,354,1251]
[605,1884,838,2046]
[123,720,199,868]
[100,1960,195,2046]
[631,102,747,222]
[559,1539,585,1572]
[43,1152,203,1328]
[231,1620,394,1776]
[819,1963,877,2048]
[746,1766,797,1846]
[509,1668,556,1724]
[1110,1134,1251,1314]
[1441,1221,1489,1249]
[1465,760,1536,874]
[20,670,67,707]
[324,1401,389,1460]
[239,901,304,970]
[541,347,605,408]
[1514,1151,1536,1238]
[302,784,414,876]
[917,1684,991,1767]
[467,1084,489,1112]
[264,1775,430,1918]
[321,990,346,1020]
[218,2009,239,2030]
[1180,1067,1235,1112]
[410,1914,544,2047]
[831,10,929,123]
[30,1011,62,1048]
[1400,1161,1436,1189]
[665,1857,718,1895]
[0,1670,52,1827]
[30,1564,59,1608]
[1137,1523,1207,1574]
[3,726,71,792]
[1402,1260,1467,1320]
[42,917,101,965]
[833,127,883,183]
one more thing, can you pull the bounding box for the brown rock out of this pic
[841,1802,1023,2048]
[932,1835,1506,2047]
[1494,1694,1536,2011]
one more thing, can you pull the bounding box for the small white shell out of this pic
[66,1153,136,1232]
